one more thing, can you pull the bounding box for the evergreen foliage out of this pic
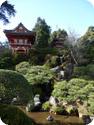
[0,104,35,125]
[77,26,94,64]
[50,29,68,45]
[52,78,94,114]
[0,1,16,24]
[24,66,54,85]
[0,69,33,104]
[16,61,30,75]
[33,17,51,47]
[73,64,94,80]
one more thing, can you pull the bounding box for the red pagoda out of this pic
[4,23,35,54]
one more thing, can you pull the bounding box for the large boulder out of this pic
[49,96,59,106]
[26,100,34,112]
[33,94,41,111]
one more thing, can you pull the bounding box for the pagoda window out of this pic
[25,39,27,44]
[14,39,17,43]
[19,39,24,44]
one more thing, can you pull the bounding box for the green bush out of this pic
[88,93,94,114]
[73,66,87,77]
[51,106,67,115]
[24,66,54,85]
[16,64,54,85]
[44,56,58,68]
[32,85,43,96]
[29,47,58,65]
[66,105,79,116]
[42,101,51,111]
[52,78,94,114]
[16,64,54,100]
[87,64,94,78]
[0,104,35,125]
[13,53,29,65]
[73,64,94,80]
[15,61,30,75]
[0,50,14,69]
[52,81,68,101]
[0,69,33,104]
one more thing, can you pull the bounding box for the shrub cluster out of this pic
[0,104,35,125]
[73,64,94,80]
[0,69,33,104]
[52,78,94,114]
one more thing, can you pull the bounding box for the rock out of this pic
[26,100,34,112]
[88,118,94,125]
[11,96,20,104]
[50,66,60,72]
[34,94,41,106]
[0,117,8,125]
[46,115,54,121]
[60,70,64,77]
[49,96,59,106]
[82,115,91,124]
[33,94,41,111]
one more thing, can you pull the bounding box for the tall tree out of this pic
[0,1,16,24]
[77,26,94,65]
[33,17,51,48]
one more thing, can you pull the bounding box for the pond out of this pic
[24,111,84,125]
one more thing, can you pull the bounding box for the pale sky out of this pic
[0,0,94,42]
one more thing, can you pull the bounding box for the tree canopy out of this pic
[0,1,16,24]
[77,26,94,64]
[33,17,51,48]
[50,29,68,46]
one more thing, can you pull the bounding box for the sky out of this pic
[0,0,94,42]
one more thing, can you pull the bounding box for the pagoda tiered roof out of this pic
[4,23,35,36]
[3,23,35,54]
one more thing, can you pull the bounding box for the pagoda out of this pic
[4,23,35,54]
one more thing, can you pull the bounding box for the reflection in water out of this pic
[24,111,84,125]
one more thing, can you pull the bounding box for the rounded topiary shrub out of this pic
[0,69,33,104]
[0,104,35,125]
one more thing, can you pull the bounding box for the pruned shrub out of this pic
[52,78,94,114]
[0,69,33,104]
[15,61,30,75]
[24,66,54,85]
[0,104,35,125]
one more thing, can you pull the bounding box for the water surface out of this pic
[24,111,84,125]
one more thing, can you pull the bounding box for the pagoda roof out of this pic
[4,22,35,36]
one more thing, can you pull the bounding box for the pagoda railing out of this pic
[10,43,32,46]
